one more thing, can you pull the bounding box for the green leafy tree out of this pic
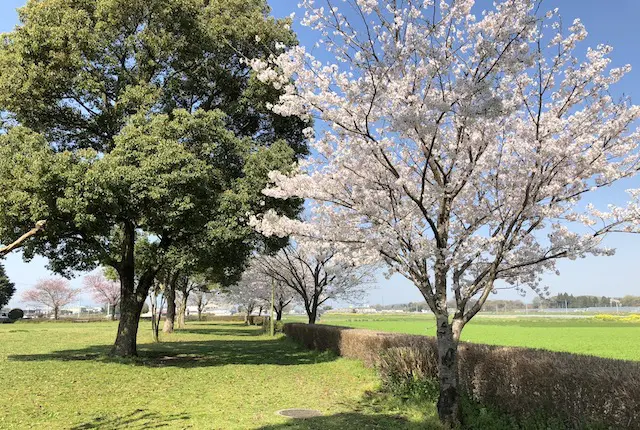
[0,0,306,356]
[0,263,15,309]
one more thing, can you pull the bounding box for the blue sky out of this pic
[2,1,640,308]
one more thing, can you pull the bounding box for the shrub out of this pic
[378,345,439,402]
[8,308,24,320]
[283,323,640,429]
[261,319,285,334]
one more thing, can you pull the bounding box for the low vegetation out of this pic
[284,322,640,429]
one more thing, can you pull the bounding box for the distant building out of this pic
[353,307,378,314]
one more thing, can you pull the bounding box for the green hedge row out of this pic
[283,323,640,429]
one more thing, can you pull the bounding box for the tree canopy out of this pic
[249,0,640,424]
[0,263,15,309]
[0,0,307,356]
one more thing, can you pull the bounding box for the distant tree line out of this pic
[372,294,640,313]
[544,293,640,309]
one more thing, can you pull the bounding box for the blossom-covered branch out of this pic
[249,0,640,424]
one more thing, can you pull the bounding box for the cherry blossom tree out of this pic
[255,242,372,324]
[224,263,270,325]
[83,272,120,320]
[22,278,80,320]
[250,0,640,424]
[189,286,214,322]
[259,281,296,322]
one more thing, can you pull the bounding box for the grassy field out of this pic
[0,320,444,429]
[310,313,640,361]
[1,317,635,429]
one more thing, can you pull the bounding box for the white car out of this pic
[0,312,13,323]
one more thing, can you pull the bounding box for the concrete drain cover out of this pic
[277,409,323,419]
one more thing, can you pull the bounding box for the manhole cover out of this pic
[276,409,323,419]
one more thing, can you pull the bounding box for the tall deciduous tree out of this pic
[83,272,120,320]
[189,286,214,321]
[0,0,307,356]
[224,265,269,325]
[250,0,640,424]
[22,278,80,320]
[255,242,371,324]
[0,263,15,309]
[176,274,214,328]
[259,281,295,322]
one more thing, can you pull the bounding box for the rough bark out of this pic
[54,306,59,320]
[306,294,319,324]
[435,316,461,426]
[163,281,176,334]
[177,296,187,329]
[307,303,317,324]
[114,290,145,355]
[275,308,283,321]
[111,223,157,357]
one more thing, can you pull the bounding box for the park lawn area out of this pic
[313,314,640,361]
[0,320,443,430]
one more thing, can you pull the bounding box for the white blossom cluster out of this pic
[250,0,640,328]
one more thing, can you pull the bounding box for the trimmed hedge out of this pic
[284,323,640,429]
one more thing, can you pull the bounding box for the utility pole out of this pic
[270,279,275,336]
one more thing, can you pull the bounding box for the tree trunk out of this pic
[112,286,144,356]
[197,309,202,321]
[163,282,176,334]
[276,308,283,321]
[110,303,117,321]
[111,225,157,357]
[112,223,143,357]
[177,297,187,329]
[307,294,319,324]
[54,306,59,320]
[435,316,460,426]
[307,307,317,324]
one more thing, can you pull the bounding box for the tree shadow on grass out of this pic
[175,327,261,336]
[70,408,190,429]
[257,412,441,430]
[7,337,337,368]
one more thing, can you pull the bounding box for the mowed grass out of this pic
[311,314,640,361]
[0,320,443,429]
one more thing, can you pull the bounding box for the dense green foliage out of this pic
[0,263,15,309]
[0,0,307,355]
[7,308,23,320]
[547,293,626,308]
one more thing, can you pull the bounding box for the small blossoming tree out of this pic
[224,264,270,325]
[83,272,120,320]
[23,278,80,320]
[254,241,372,324]
[249,0,640,424]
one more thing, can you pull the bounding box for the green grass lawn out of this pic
[310,313,640,361]
[0,320,443,429]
